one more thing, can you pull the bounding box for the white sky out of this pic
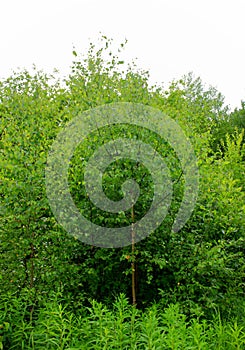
[0,0,245,110]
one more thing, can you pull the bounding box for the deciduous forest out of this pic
[1,37,245,349]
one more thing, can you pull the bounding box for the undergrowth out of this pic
[1,293,245,349]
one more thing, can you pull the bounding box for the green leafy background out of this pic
[0,36,244,349]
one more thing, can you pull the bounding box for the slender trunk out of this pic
[29,232,35,322]
[131,206,136,306]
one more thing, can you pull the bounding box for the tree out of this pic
[1,37,244,319]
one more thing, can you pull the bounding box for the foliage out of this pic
[0,35,244,347]
[1,294,245,349]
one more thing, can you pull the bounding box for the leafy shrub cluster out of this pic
[0,36,244,348]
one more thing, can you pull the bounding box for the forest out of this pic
[0,37,245,349]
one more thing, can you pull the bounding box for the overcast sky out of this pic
[1,0,245,110]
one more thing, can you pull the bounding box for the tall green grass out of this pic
[1,293,245,349]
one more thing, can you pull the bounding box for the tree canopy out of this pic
[0,38,244,348]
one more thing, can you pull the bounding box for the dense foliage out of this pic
[0,37,244,348]
[1,294,245,349]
